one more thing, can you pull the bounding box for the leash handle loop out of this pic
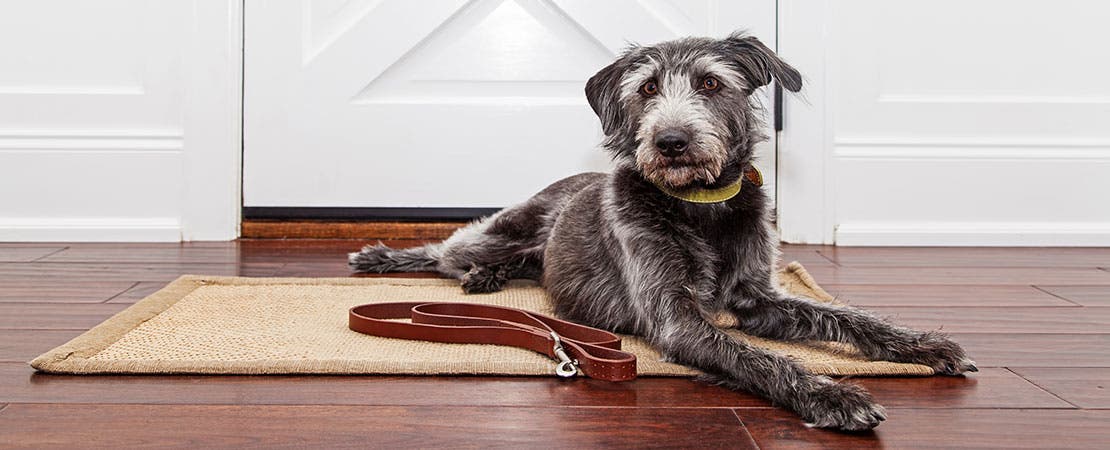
[348,302,637,381]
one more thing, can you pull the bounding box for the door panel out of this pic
[244,0,777,210]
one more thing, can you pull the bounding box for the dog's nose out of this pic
[655,130,689,157]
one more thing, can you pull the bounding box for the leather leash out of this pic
[348,302,637,381]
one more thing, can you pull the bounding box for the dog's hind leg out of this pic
[348,242,443,274]
[348,207,548,292]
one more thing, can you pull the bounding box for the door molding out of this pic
[775,0,834,244]
[182,0,243,240]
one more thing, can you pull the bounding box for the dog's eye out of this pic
[641,80,658,96]
[701,76,720,91]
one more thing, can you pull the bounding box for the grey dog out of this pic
[349,32,976,431]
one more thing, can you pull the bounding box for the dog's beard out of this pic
[634,137,727,188]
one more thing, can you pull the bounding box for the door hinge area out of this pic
[773,83,784,132]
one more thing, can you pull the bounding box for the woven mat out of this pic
[30,262,932,376]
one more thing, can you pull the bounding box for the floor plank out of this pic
[848,368,1069,409]
[740,408,1110,450]
[0,331,84,362]
[1035,285,1110,306]
[0,247,66,262]
[39,243,244,264]
[821,284,1074,307]
[1011,368,1110,409]
[819,246,1110,268]
[0,303,129,329]
[0,262,283,282]
[803,266,1110,286]
[3,365,1062,410]
[4,241,1110,448]
[2,364,763,408]
[867,306,1110,334]
[779,246,838,268]
[0,403,755,449]
[0,280,135,303]
[40,240,435,264]
[950,333,1110,368]
[104,282,168,304]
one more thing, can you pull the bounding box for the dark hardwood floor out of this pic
[2,240,1109,448]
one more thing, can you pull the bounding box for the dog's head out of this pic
[585,32,801,188]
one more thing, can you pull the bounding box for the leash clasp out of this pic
[550,332,578,378]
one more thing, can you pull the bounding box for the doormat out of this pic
[31,262,933,377]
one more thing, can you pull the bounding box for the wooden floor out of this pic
[2,240,1109,448]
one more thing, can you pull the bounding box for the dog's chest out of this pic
[686,203,772,297]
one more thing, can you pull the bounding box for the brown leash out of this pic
[348,302,637,381]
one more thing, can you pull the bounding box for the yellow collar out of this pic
[651,166,763,204]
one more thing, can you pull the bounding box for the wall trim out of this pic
[877,93,1110,105]
[835,136,1110,160]
[835,221,1110,247]
[0,130,183,152]
[0,218,181,242]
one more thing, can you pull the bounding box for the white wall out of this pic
[779,0,1110,246]
[0,0,241,242]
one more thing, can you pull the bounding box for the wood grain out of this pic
[802,266,1110,286]
[0,331,85,362]
[740,408,1110,450]
[868,306,1110,334]
[819,246,1110,268]
[778,246,838,268]
[1011,368,1110,408]
[821,284,1074,307]
[4,364,1060,410]
[104,282,168,304]
[0,247,66,262]
[849,368,1069,409]
[38,243,244,264]
[241,221,466,239]
[0,303,129,329]
[0,280,135,303]
[0,262,283,282]
[950,333,1110,368]
[1,364,763,408]
[0,404,755,449]
[1034,285,1110,306]
[4,241,1110,448]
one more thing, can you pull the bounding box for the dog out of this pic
[349,31,976,431]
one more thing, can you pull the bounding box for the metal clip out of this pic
[550,332,578,378]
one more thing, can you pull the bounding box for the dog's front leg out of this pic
[648,301,886,430]
[732,285,977,375]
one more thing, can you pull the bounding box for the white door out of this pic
[777,0,1110,246]
[244,0,778,215]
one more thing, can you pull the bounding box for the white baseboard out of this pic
[835,222,1110,247]
[0,217,181,242]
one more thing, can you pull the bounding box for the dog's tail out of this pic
[348,242,440,273]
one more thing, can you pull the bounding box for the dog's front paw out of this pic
[799,377,886,431]
[896,331,977,375]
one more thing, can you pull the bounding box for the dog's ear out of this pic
[723,32,802,93]
[585,54,632,136]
